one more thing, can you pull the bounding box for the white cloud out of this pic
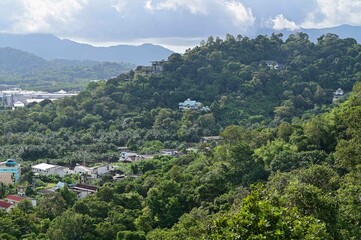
[144,0,212,14]
[144,0,254,23]
[225,1,255,26]
[9,0,88,33]
[302,0,361,28]
[272,14,299,31]
[7,0,361,52]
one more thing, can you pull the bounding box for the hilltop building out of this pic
[150,60,165,73]
[179,98,202,110]
[0,159,21,183]
[264,60,283,70]
[333,88,344,101]
[136,60,166,74]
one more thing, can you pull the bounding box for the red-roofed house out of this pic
[5,195,25,204]
[0,200,14,212]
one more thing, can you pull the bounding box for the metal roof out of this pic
[31,163,57,171]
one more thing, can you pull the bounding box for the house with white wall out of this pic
[31,163,72,178]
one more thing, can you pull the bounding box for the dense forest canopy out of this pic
[0,32,361,239]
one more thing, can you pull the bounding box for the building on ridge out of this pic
[179,98,201,110]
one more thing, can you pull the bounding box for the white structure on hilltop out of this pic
[333,88,344,101]
[179,98,202,110]
[1,88,78,108]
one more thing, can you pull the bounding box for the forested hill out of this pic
[108,32,360,125]
[1,32,361,161]
[0,32,361,239]
[0,47,135,90]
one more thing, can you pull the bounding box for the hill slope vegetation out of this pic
[0,33,360,239]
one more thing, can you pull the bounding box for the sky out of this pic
[0,0,361,52]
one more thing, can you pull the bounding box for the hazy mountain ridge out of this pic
[0,33,174,66]
[0,47,135,90]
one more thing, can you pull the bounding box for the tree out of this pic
[146,180,184,228]
[37,192,67,220]
[117,231,146,240]
[337,168,361,239]
[207,188,329,239]
[46,210,93,240]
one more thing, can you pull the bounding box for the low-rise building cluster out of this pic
[0,88,78,108]
[31,163,114,179]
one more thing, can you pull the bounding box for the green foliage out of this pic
[1,33,361,239]
[207,188,329,239]
[117,231,146,240]
[46,210,93,240]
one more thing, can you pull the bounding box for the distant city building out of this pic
[0,159,21,183]
[179,98,202,110]
[0,88,78,108]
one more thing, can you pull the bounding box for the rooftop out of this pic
[32,163,57,171]
[0,200,13,209]
[0,159,19,167]
[201,136,222,140]
[73,184,98,192]
[6,195,25,202]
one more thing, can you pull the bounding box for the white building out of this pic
[179,98,202,110]
[119,152,144,162]
[1,88,78,108]
[74,164,114,178]
[333,88,344,101]
[31,163,71,178]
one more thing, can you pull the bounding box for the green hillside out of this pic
[0,33,361,239]
[0,47,135,90]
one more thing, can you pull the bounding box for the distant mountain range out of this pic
[0,25,359,68]
[257,24,361,43]
[0,47,134,90]
[0,33,173,66]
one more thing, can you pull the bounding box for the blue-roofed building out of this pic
[179,98,201,110]
[0,159,21,183]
